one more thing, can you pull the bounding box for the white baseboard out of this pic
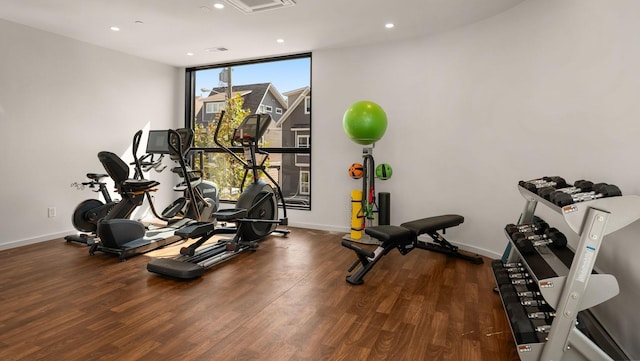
[0,230,73,251]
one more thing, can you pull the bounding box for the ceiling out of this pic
[0,0,525,68]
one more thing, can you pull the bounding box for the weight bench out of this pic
[341,214,484,285]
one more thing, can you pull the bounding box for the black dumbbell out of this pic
[506,302,540,344]
[546,179,595,203]
[502,262,523,268]
[513,283,540,294]
[514,228,567,255]
[520,297,547,307]
[516,289,542,298]
[528,311,556,321]
[538,179,594,202]
[519,176,568,194]
[505,220,549,236]
[499,283,517,295]
[553,183,622,207]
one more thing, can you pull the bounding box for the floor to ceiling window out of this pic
[185,54,311,209]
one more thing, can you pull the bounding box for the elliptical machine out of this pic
[144,129,219,223]
[146,112,290,279]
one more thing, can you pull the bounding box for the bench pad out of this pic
[400,214,464,235]
[365,225,413,243]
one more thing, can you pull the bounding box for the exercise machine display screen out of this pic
[146,130,169,154]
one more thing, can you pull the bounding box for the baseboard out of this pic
[0,230,73,251]
[287,221,349,234]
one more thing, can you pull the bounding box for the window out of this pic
[185,54,312,209]
[205,102,225,114]
[300,171,310,195]
[297,134,310,148]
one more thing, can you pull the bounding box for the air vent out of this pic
[224,0,295,13]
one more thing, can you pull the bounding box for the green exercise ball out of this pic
[343,100,387,145]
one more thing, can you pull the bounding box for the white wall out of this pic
[0,19,183,249]
[291,0,640,357]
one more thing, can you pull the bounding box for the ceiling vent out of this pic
[224,0,296,13]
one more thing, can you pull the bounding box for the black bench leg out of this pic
[342,240,394,285]
[416,231,484,264]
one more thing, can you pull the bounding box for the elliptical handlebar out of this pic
[168,129,202,221]
[132,130,145,180]
[214,111,247,166]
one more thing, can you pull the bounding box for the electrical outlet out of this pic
[48,207,56,218]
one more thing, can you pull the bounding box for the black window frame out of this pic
[184,53,312,210]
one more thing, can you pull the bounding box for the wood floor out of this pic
[0,227,520,361]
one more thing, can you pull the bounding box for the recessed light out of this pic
[276,38,285,43]
[110,26,120,31]
[134,20,144,25]
[213,3,225,9]
[186,52,194,56]
[385,23,394,29]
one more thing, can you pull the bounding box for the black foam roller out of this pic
[378,192,390,226]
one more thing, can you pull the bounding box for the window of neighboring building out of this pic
[304,96,311,114]
[205,102,225,114]
[185,54,312,210]
[297,134,310,148]
[300,171,310,195]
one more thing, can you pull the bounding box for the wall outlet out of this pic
[48,207,56,218]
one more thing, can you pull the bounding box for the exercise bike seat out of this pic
[400,214,464,236]
[86,173,108,180]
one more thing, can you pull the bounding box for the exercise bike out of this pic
[146,112,290,279]
[65,153,165,246]
[89,128,216,260]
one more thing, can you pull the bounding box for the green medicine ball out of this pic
[376,163,392,180]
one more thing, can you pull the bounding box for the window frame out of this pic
[184,53,312,210]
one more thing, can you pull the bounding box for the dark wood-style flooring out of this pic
[0,227,519,361]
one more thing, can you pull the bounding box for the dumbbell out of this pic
[538,179,594,202]
[512,228,567,255]
[528,311,556,321]
[512,283,541,295]
[505,220,549,236]
[503,297,541,344]
[553,183,622,207]
[519,176,568,194]
[515,289,542,298]
[520,297,547,307]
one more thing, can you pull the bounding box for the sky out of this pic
[194,57,311,97]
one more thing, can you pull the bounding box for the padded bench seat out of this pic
[365,225,413,243]
[400,214,464,235]
[343,213,480,285]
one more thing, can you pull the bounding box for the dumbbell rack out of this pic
[493,183,640,361]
